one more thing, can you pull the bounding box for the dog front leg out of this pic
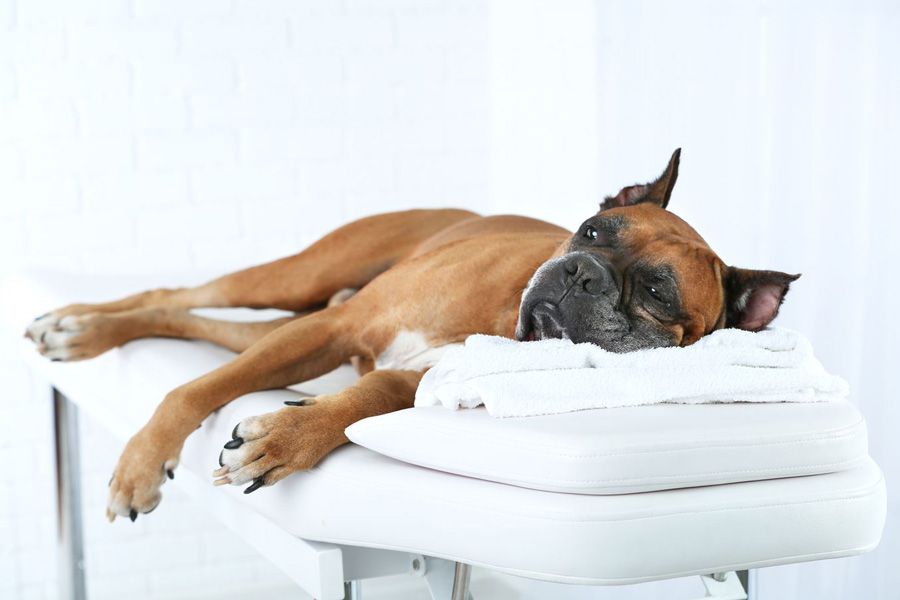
[105,306,357,521]
[214,369,424,493]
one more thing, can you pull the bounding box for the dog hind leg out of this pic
[35,308,309,361]
[26,209,476,345]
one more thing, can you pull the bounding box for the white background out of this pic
[0,0,897,598]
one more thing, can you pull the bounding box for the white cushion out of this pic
[346,401,868,494]
[249,446,885,585]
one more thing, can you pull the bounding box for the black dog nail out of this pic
[129,509,137,522]
[231,423,240,439]
[284,399,310,406]
[33,312,49,322]
[40,331,46,343]
[243,479,264,494]
[218,450,225,467]
[166,469,174,480]
[51,358,61,362]
[224,438,243,450]
[108,475,114,487]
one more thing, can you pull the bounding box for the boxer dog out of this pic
[25,149,798,521]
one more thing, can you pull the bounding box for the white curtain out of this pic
[490,1,899,597]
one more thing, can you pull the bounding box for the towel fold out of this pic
[414,328,849,417]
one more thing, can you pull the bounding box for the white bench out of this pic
[11,271,886,600]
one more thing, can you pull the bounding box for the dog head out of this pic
[516,149,799,352]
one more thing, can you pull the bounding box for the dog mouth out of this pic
[516,300,568,342]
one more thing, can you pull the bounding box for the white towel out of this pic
[414,328,849,417]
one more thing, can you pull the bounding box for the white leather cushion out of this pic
[254,448,885,585]
[345,402,868,494]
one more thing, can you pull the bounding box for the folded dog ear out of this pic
[724,268,800,331]
[600,148,681,211]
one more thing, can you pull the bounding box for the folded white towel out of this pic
[414,328,849,417]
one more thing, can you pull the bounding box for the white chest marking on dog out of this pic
[375,330,460,371]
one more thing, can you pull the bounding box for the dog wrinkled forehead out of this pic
[607,202,722,271]
[579,202,715,256]
[571,202,728,337]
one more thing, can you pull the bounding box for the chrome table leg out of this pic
[343,580,362,599]
[53,388,87,600]
[450,562,471,600]
[738,569,755,599]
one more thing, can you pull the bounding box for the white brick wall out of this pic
[0,0,490,274]
[0,1,489,598]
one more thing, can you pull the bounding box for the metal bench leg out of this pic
[738,569,755,599]
[343,580,362,599]
[53,388,87,600]
[450,562,472,600]
[424,558,474,600]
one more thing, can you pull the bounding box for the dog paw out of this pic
[213,400,344,494]
[107,432,180,522]
[27,313,119,361]
[24,312,60,346]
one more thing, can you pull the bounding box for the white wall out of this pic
[490,1,900,598]
[1,0,897,599]
[489,0,599,228]
[0,1,489,599]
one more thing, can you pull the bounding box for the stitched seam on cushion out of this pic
[368,416,866,459]
[550,491,883,524]
[493,457,869,487]
[377,455,867,487]
[312,463,883,522]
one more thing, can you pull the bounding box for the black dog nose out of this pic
[561,253,614,297]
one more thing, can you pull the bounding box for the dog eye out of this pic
[584,225,599,240]
[645,285,664,302]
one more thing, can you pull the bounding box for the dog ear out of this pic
[600,148,681,211]
[724,268,800,331]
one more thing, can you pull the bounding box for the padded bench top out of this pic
[5,271,887,584]
[347,401,867,495]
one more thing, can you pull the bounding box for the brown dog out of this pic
[25,149,797,521]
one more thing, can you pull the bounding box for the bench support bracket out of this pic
[696,570,751,600]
